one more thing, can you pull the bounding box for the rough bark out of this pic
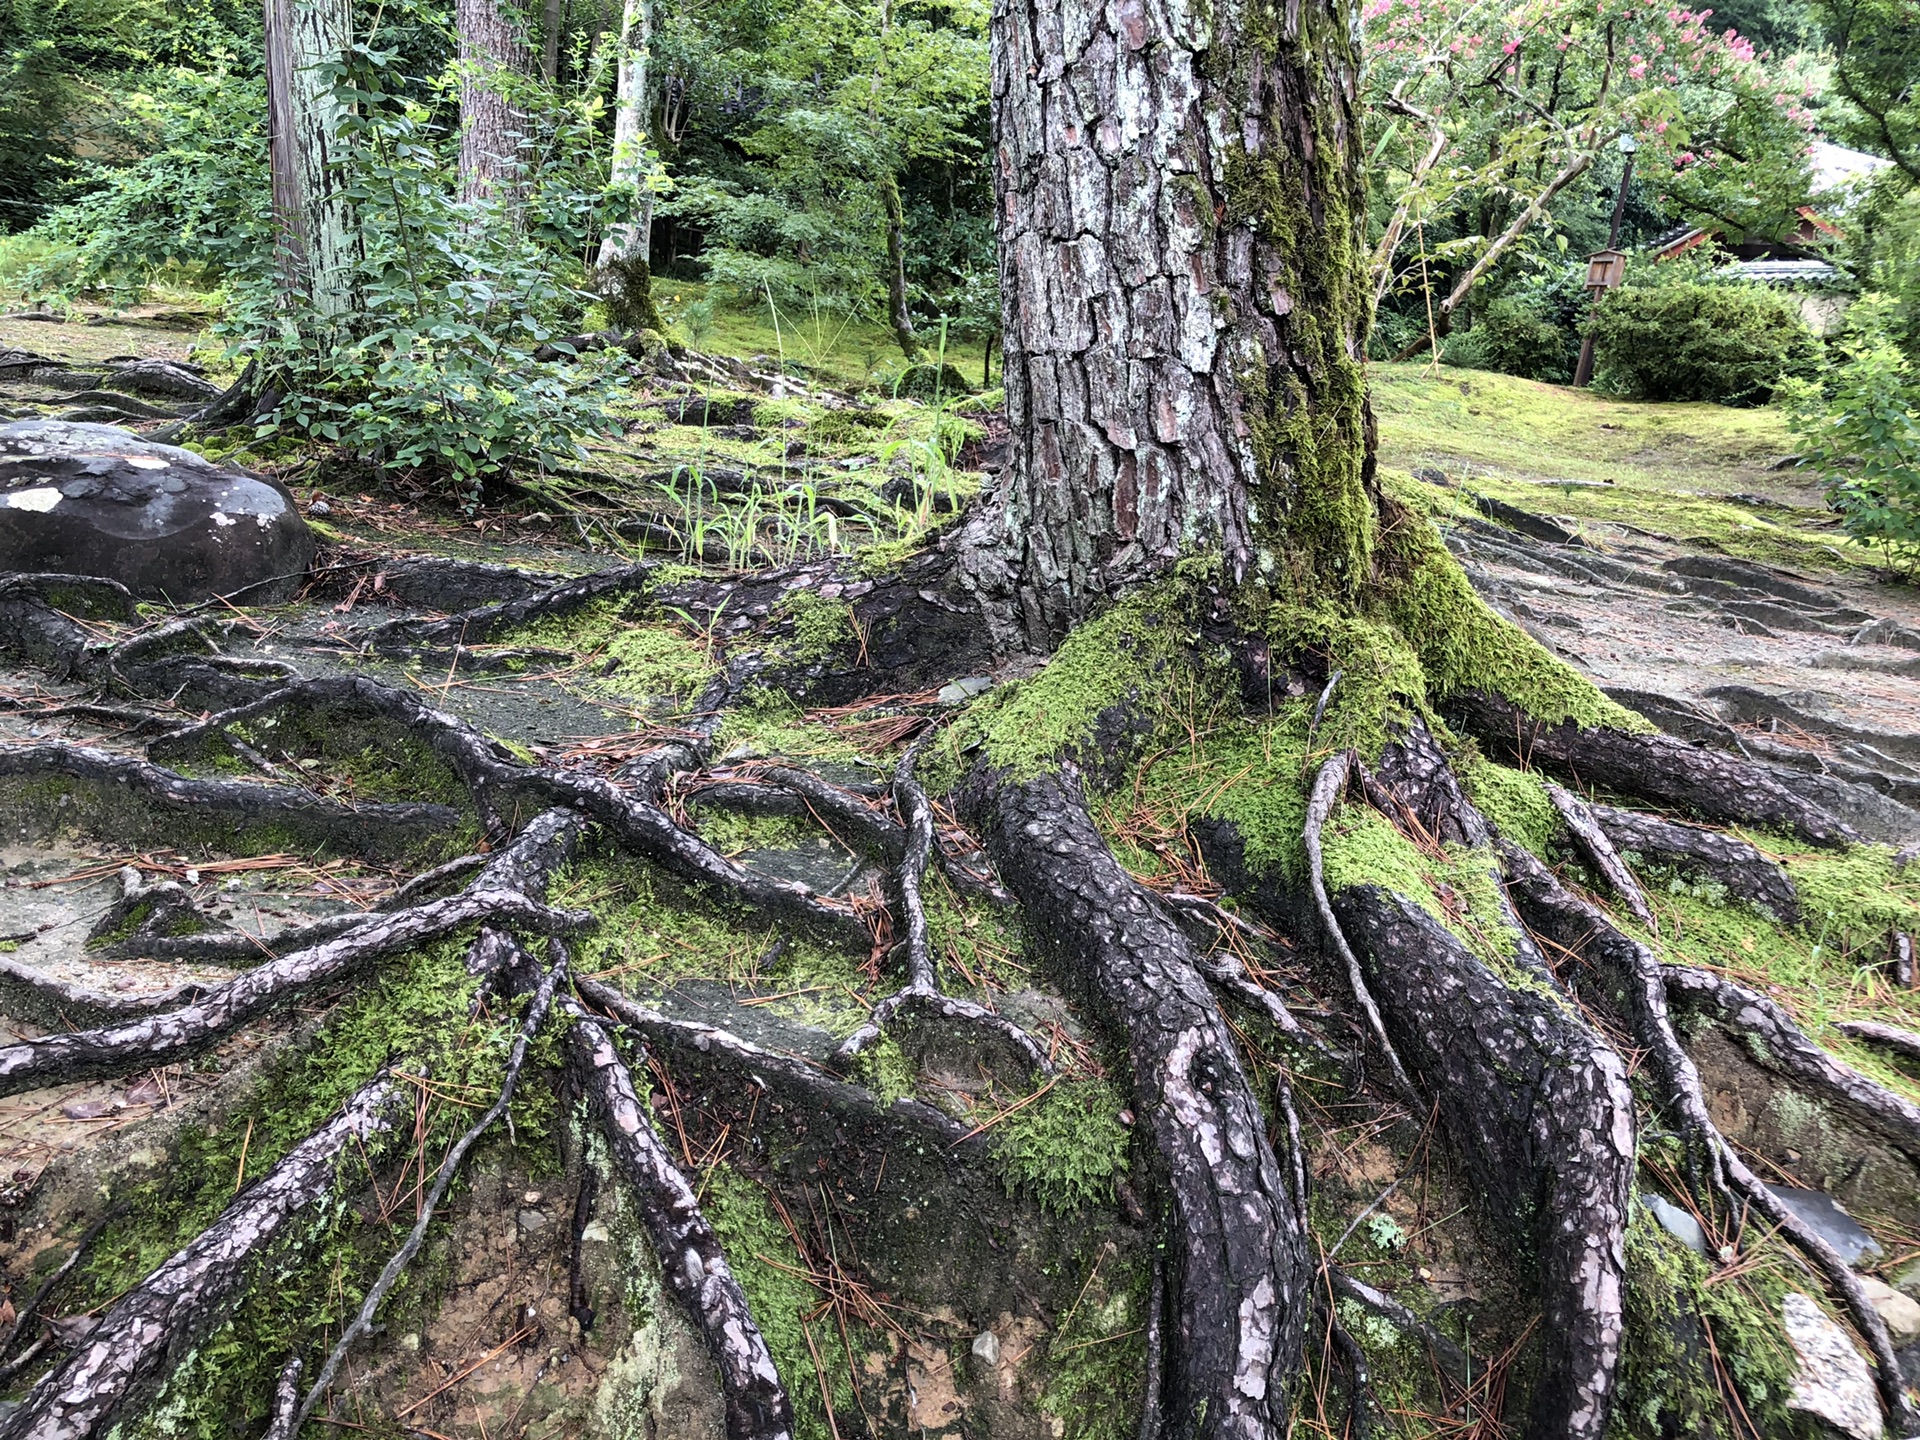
[457,0,530,205]
[992,0,1373,644]
[1543,782,1657,930]
[1662,965,1920,1162]
[567,1009,796,1440]
[969,764,1311,1440]
[0,1076,408,1440]
[263,0,357,314]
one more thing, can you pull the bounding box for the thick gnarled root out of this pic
[0,1076,410,1440]
[972,765,1312,1438]
[1448,690,1856,846]
[567,1008,796,1440]
[1332,887,1634,1440]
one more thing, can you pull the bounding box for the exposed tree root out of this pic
[969,764,1310,1439]
[1153,896,1332,1058]
[1304,754,1417,1102]
[1331,886,1633,1440]
[264,939,567,1440]
[0,890,587,1097]
[1447,691,1857,846]
[1542,782,1657,930]
[1835,1019,1920,1064]
[0,1074,410,1440]
[1497,843,1728,1190]
[836,738,1050,1074]
[1586,803,1801,922]
[0,742,462,863]
[563,771,876,951]
[696,765,905,865]
[1662,966,1920,1162]
[566,1003,796,1440]
[1498,846,1920,1430]
[574,977,984,1157]
[359,562,655,652]
[0,956,215,1031]
[1326,1269,1471,1387]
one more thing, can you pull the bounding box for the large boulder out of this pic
[0,420,313,603]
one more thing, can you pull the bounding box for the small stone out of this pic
[523,1190,543,1204]
[936,676,994,705]
[970,1330,1000,1367]
[1860,1276,1920,1347]
[1642,1193,1707,1256]
[1765,1186,1883,1268]
[516,1208,549,1236]
[1781,1292,1882,1440]
[308,499,331,516]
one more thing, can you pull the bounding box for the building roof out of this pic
[1809,141,1893,196]
[1718,258,1843,284]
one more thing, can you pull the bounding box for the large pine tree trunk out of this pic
[457,0,529,205]
[992,0,1375,646]
[263,0,358,316]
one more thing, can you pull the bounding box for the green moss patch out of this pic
[989,1077,1131,1214]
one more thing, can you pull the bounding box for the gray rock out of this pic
[0,420,313,603]
[1860,1276,1920,1347]
[1766,1185,1885,1268]
[1781,1292,1884,1440]
[970,1330,1001,1367]
[937,676,994,704]
[1642,1193,1708,1255]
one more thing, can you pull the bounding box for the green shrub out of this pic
[1587,281,1821,405]
[1786,294,1920,574]
[1444,294,1579,382]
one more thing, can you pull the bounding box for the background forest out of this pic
[0,0,1917,553]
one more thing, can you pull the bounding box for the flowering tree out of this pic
[1365,0,1821,354]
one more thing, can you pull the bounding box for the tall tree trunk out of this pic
[883,177,917,360]
[593,0,659,329]
[992,0,1374,647]
[868,0,916,361]
[541,0,562,81]
[457,0,529,206]
[263,0,357,317]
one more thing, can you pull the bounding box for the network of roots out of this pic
[0,539,1914,1440]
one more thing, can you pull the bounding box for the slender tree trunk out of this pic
[882,176,917,360]
[263,0,357,316]
[992,0,1374,647]
[457,0,529,206]
[868,0,916,361]
[541,0,562,81]
[595,0,653,266]
[1392,151,1593,362]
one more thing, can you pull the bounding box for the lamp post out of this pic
[1573,133,1639,388]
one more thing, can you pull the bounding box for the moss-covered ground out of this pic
[1372,363,1864,576]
